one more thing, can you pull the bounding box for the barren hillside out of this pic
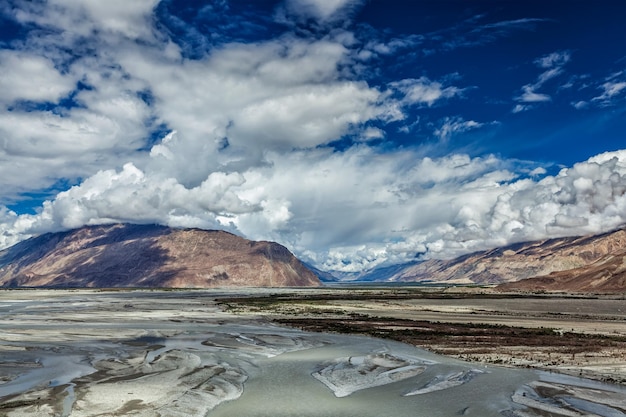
[0,224,321,288]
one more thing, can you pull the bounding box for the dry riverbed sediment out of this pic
[0,288,625,417]
[221,287,626,384]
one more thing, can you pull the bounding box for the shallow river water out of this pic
[210,335,534,417]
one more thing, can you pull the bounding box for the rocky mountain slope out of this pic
[371,229,626,289]
[497,248,626,293]
[0,224,321,288]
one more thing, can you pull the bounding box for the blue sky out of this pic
[0,0,625,272]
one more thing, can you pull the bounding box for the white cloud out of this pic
[434,117,484,141]
[361,127,385,141]
[0,109,143,157]
[228,82,384,149]
[534,51,571,69]
[390,77,464,107]
[3,141,626,273]
[566,71,626,109]
[514,50,571,107]
[0,53,154,199]
[282,0,363,23]
[529,167,547,177]
[512,103,532,113]
[592,81,626,105]
[12,0,160,42]
[0,51,76,106]
[109,35,403,188]
[1,2,625,275]
[0,1,166,201]
[536,67,563,85]
[516,84,551,103]
[0,3,403,197]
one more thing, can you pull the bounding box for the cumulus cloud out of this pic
[0,51,76,106]
[0,1,167,202]
[0,2,625,275]
[529,167,547,177]
[111,34,404,188]
[3,147,626,273]
[0,51,155,198]
[0,1,401,198]
[10,0,160,42]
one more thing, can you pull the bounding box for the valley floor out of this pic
[221,286,626,385]
[1,288,625,417]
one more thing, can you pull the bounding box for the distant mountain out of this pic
[497,248,626,293]
[302,262,339,282]
[357,229,626,291]
[0,224,321,288]
[354,261,422,282]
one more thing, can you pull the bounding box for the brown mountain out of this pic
[497,250,626,293]
[0,224,321,288]
[381,229,626,290]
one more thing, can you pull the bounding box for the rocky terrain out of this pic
[375,229,626,290]
[0,224,321,288]
[497,248,626,293]
[3,222,625,292]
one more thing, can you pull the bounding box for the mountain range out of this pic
[360,228,626,293]
[0,224,320,288]
[0,224,625,292]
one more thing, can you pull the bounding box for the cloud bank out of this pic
[3,146,626,272]
[0,1,625,273]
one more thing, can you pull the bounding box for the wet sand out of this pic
[1,288,625,416]
[222,287,626,385]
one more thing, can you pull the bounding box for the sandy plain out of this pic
[0,288,625,417]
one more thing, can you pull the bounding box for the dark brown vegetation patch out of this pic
[275,315,626,355]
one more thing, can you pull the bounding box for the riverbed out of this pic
[0,289,624,416]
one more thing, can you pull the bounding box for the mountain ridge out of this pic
[353,228,626,292]
[0,224,321,288]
